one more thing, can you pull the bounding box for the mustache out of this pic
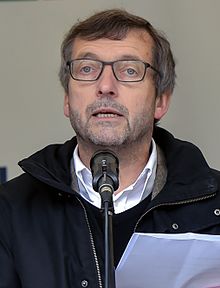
[86,99,129,116]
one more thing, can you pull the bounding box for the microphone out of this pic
[90,150,119,204]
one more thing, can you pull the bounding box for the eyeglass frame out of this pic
[66,58,161,82]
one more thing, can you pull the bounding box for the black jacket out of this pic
[0,127,220,288]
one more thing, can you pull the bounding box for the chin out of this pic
[89,135,126,147]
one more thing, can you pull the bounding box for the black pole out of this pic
[105,206,115,288]
[100,187,116,288]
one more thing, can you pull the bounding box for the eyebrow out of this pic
[76,52,99,59]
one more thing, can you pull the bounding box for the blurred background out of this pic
[0,0,219,180]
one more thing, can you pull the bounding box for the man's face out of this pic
[64,29,170,148]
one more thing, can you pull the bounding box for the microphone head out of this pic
[90,150,119,192]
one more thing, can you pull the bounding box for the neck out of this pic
[77,137,152,193]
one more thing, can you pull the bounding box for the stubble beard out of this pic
[68,101,154,149]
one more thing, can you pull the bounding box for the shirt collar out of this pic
[73,140,157,213]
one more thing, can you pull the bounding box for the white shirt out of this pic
[73,140,157,214]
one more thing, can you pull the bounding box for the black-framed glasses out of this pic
[66,59,160,82]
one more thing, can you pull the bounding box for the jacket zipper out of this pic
[134,193,216,232]
[76,197,103,288]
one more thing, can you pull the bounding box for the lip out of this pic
[92,108,123,117]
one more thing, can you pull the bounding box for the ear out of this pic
[63,94,70,118]
[154,92,171,121]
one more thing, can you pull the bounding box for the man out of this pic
[0,9,220,288]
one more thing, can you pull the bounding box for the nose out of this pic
[96,65,118,98]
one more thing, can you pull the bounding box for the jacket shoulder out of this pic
[211,168,220,182]
[0,173,45,203]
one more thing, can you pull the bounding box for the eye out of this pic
[126,68,137,75]
[80,65,93,74]
[120,65,139,78]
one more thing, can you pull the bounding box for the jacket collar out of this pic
[18,127,218,201]
[19,137,78,194]
[151,127,218,205]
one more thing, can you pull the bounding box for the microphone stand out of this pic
[99,177,115,288]
[90,151,119,288]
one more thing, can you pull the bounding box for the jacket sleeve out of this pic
[0,186,21,287]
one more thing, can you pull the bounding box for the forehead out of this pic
[71,29,154,61]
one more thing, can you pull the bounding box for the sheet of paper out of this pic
[115,232,220,288]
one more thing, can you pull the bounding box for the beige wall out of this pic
[0,0,219,179]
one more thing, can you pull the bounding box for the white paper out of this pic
[115,232,220,288]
